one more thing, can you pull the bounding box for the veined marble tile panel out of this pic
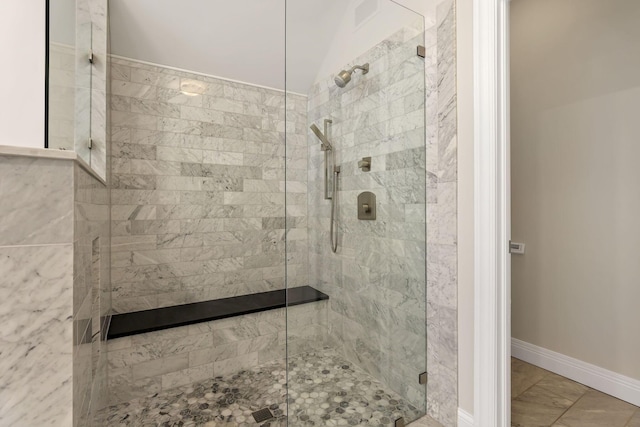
[108,55,309,403]
[0,156,74,245]
[0,244,73,426]
[73,161,111,423]
[306,23,429,411]
[130,68,180,89]
[425,2,459,424]
[111,80,158,99]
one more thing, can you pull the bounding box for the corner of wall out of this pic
[426,0,459,425]
[0,155,75,425]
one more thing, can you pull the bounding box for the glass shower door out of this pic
[285,1,427,425]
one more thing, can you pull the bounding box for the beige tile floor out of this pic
[512,358,640,427]
[412,415,444,426]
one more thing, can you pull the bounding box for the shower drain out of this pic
[252,408,275,423]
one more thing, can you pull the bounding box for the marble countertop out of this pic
[0,145,107,185]
[0,145,77,160]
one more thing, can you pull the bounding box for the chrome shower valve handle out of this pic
[358,157,371,172]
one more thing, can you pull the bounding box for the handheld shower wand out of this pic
[310,120,334,201]
[309,119,340,253]
[309,123,332,151]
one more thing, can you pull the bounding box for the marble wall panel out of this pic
[73,163,111,425]
[306,22,428,410]
[425,1,458,425]
[305,6,458,424]
[0,153,111,426]
[0,156,74,245]
[109,57,308,312]
[0,244,74,426]
[0,156,75,426]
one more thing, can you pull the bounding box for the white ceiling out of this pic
[109,0,433,94]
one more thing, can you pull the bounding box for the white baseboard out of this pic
[512,338,640,407]
[458,408,474,427]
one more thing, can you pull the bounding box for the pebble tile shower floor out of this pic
[97,347,423,426]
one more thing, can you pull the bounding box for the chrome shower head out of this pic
[334,70,351,88]
[334,63,369,88]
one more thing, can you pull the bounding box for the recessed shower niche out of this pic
[87,0,444,424]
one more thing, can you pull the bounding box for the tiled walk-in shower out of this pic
[0,0,458,425]
[105,16,431,422]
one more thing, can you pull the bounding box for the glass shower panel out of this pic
[74,12,92,166]
[285,1,427,425]
[101,0,290,424]
[48,0,92,157]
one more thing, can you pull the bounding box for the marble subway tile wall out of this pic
[306,23,428,409]
[0,155,75,425]
[106,302,327,405]
[73,163,111,425]
[109,57,308,312]
[426,1,458,425]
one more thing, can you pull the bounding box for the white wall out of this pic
[456,0,474,415]
[0,1,46,148]
[511,0,640,380]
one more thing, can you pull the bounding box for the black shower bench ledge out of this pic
[107,285,329,339]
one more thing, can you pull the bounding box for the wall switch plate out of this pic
[509,241,525,254]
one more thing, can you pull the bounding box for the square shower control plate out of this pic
[357,191,376,220]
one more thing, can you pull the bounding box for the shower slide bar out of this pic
[309,119,340,253]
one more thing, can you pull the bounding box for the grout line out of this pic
[512,359,578,426]
[623,410,637,427]
[511,359,553,400]
[548,390,595,426]
[0,242,72,249]
[624,406,640,427]
[625,407,640,427]
[548,403,576,425]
